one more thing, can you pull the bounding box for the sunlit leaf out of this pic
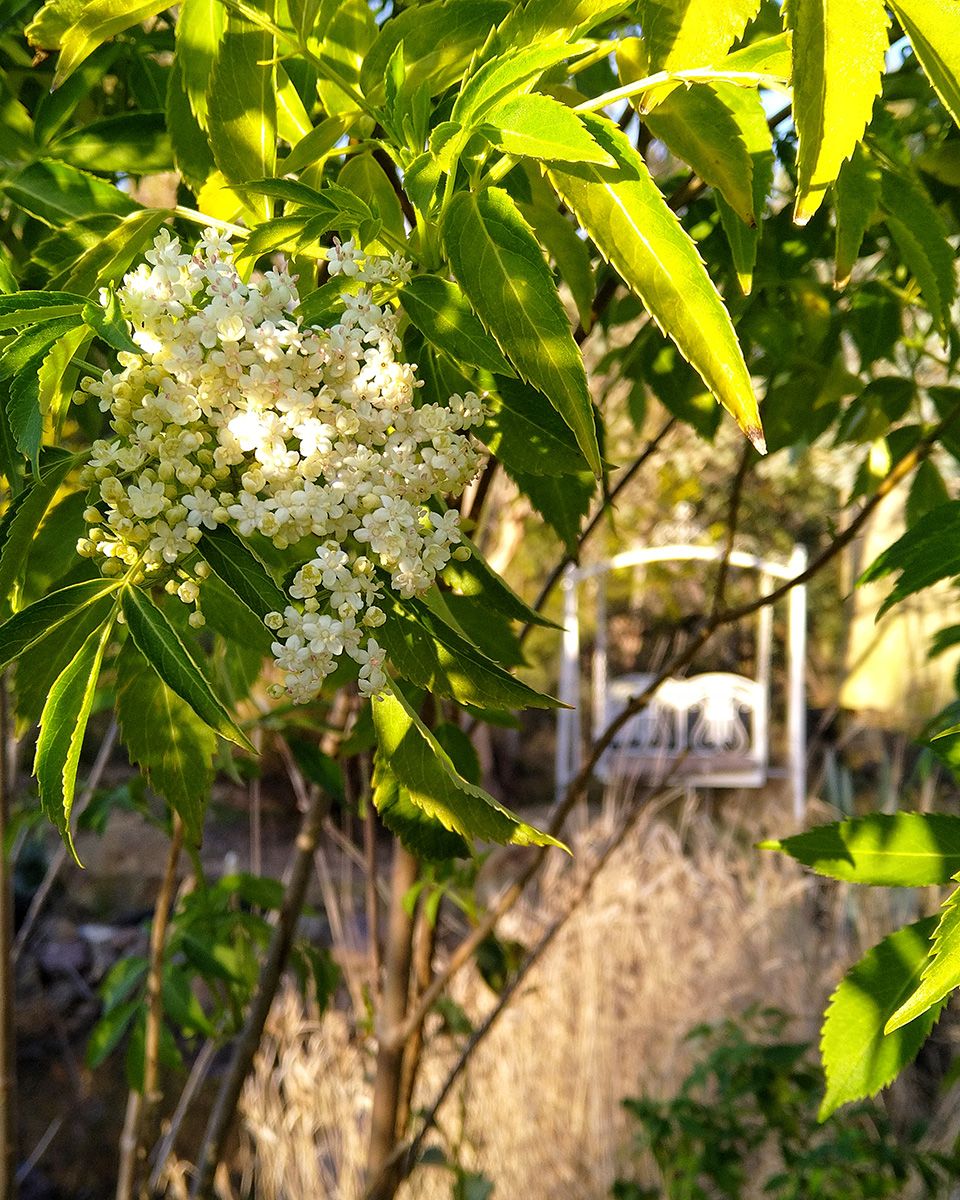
[547,114,763,450]
[819,917,943,1117]
[889,0,960,130]
[788,0,888,225]
[372,682,563,848]
[52,0,169,88]
[762,812,960,886]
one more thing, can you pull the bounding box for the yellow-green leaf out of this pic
[643,85,755,225]
[819,917,943,1118]
[176,0,226,130]
[890,0,960,130]
[207,12,276,218]
[887,885,960,1033]
[548,113,763,450]
[639,0,762,72]
[788,0,889,225]
[372,682,564,849]
[53,0,169,89]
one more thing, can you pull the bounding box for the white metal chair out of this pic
[555,544,808,821]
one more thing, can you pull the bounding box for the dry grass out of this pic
[234,795,916,1200]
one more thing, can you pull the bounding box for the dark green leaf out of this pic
[120,588,253,750]
[400,276,513,376]
[199,527,287,621]
[3,160,139,225]
[48,112,173,174]
[116,639,216,844]
[443,187,601,474]
[0,454,79,601]
[0,578,116,671]
[372,755,470,860]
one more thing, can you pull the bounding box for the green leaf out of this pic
[518,193,595,328]
[25,0,87,52]
[480,375,590,476]
[165,66,215,189]
[400,276,513,376]
[491,0,628,47]
[313,0,375,117]
[338,153,406,243]
[889,0,960,130]
[120,588,253,750]
[0,291,87,331]
[372,682,563,849]
[506,464,595,553]
[0,316,82,383]
[82,291,139,355]
[443,187,601,475]
[906,460,950,528]
[53,208,170,297]
[116,640,215,844]
[886,885,960,1032]
[38,325,90,436]
[788,0,889,225]
[0,454,78,599]
[859,500,960,615]
[879,165,956,335]
[833,144,881,288]
[283,114,353,175]
[52,0,169,87]
[372,755,470,860]
[207,12,276,217]
[642,84,756,226]
[359,0,512,103]
[176,0,226,129]
[638,0,761,74]
[761,813,960,886]
[452,42,591,129]
[380,594,561,710]
[2,160,139,225]
[198,526,287,621]
[0,578,117,671]
[547,113,764,450]
[35,618,113,861]
[13,587,115,730]
[819,916,943,1118]
[48,112,173,175]
[441,537,557,628]
[482,94,614,165]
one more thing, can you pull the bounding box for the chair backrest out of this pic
[597,671,769,788]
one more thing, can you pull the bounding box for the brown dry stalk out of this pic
[116,814,184,1200]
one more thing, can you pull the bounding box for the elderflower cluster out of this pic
[77,229,486,701]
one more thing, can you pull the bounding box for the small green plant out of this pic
[612,1009,959,1200]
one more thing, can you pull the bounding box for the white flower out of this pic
[77,230,487,703]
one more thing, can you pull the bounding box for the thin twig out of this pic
[384,405,955,1055]
[522,416,677,641]
[115,816,184,1200]
[189,773,331,1198]
[14,1116,62,1186]
[389,787,683,1187]
[709,444,753,625]
[148,1040,218,1193]
[142,816,185,1124]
